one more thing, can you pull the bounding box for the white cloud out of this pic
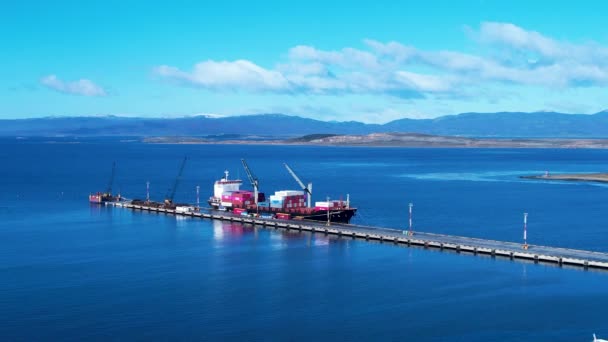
[154,60,290,91]
[154,22,608,99]
[478,22,561,58]
[364,39,416,62]
[395,71,452,92]
[41,75,106,96]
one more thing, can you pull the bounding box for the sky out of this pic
[1,0,608,123]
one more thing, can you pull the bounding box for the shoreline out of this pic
[143,140,608,149]
[521,173,608,183]
[141,133,608,149]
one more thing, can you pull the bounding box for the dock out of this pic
[109,202,608,271]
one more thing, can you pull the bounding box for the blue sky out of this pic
[2,0,608,123]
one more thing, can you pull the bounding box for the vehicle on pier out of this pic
[207,160,357,223]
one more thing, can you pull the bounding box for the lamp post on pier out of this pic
[326,196,331,226]
[523,212,529,250]
[408,203,414,236]
[196,185,200,211]
[146,181,150,203]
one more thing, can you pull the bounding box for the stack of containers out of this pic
[314,201,335,210]
[269,195,284,208]
[223,191,254,207]
[284,194,305,209]
[221,192,234,207]
[270,190,306,209]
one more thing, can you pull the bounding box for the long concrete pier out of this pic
[109,202,608,271]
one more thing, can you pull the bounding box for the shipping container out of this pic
[233,208,247,215]
[275,190,305,197]
[276,213,291,220]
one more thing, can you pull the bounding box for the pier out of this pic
[109,202,608,271]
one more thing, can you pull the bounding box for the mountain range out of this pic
[3,111,608,138]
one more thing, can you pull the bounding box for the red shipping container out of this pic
[276,213,291,220]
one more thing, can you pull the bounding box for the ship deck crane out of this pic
[284,163,312,208]
[165,156,188,206]
[241,159,259,205]
[105,161,116,196]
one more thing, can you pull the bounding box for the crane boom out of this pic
[106,162,116,195]
[166,156,188,203]
[284,163,312,208]
[241,159,259,204]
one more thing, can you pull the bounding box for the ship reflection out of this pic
[212,220,256,241]
[212,219,347,248]
[89,203,113,217]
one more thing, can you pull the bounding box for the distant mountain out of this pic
[0,114,377,137]
[3,111,608,137]
[383,111,608,137]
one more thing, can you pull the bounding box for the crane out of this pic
[284,163,312,208]
[165,156,188,206]
[105,161,116,196]
[241,159,259,204]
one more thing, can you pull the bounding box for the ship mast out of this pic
[241,159,259,205]
[106,161,116,195]
[165,156,188,206]
[283,163,313,208]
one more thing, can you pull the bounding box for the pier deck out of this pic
[109,202,608,271]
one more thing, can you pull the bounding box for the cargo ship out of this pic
[208,163,357,223]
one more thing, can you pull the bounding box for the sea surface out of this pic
[1,137,607,341]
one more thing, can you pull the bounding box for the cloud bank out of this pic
[41,75,107,96]
[154,22,608,99]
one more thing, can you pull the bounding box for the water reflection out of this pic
[175,214,191,228]
[212,220,255,241]
[210,219,351,249]
[88,203,105,216]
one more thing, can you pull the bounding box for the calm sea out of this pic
[1,138,607,341]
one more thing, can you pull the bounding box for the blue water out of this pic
[1,138,607,341]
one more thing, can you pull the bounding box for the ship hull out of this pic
[208,200,356,223]
[290,209,356,223]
